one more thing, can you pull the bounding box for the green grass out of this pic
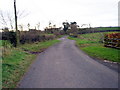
[44,33,54,35]
[0,54,1,90]
[97,27,120,30]
[2,39,60,88]
[19,40,60,52]
[68,32,120,62]
[0,40,2,87]
[0,40,2,89]
[2,49,35,88]
[0,40,2,47]
[81,46,119,62]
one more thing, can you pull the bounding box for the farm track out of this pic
[18,36,118,88]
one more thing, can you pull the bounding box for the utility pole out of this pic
[14,0,19,47]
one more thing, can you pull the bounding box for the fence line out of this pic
[78,29,120,34]
[104,38,120,49]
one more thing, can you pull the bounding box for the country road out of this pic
[18,36,118,88]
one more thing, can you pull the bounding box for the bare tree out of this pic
[36,22,40,30]
[0,11,7,27]
[17,10,29,19]
[69,22,78,37]
[35,26,36,30]
[19,24,24,31]
[0,9,29,30]
[62,21,69,33]
[53,24,56,28]
[49,21,52,28]
[27,23,30,30]
[7,12,14,29]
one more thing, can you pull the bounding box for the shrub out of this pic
[104,33,120,48]
[2,31,17,47]
[2,30,57,46]
[2,40,13,56]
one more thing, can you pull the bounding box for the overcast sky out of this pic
[0,0,119,30]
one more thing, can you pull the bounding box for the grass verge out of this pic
[68,32,120,62]
[19,40,60,52]
[2,39,60,88]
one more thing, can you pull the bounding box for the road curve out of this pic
[18,36,118,88]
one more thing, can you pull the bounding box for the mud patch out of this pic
[22,48,46,54]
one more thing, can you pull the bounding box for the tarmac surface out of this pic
[18,36,118,88]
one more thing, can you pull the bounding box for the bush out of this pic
[2,40,13,56]
[20,31,56,44]
[2,31,17,47]
[104,33,120,48]
[2,31,57,46]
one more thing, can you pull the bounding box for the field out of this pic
[96,27,120,31]
[68,32,120,62]
[2,39,60,88]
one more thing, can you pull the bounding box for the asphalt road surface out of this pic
[18,36,118,88]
